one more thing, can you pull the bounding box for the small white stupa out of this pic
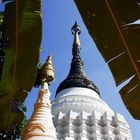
[22,55,56,140]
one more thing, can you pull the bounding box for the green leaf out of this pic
[74,0,140,119]
[0,0,42,130]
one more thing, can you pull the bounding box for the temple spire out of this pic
[68,22,86,77]
[56,22,99,95]
[22,54,56,140]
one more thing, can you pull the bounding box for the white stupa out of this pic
[22,55,56,140]
[51,22,132,140]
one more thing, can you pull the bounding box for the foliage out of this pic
[0,0,42,131]
[0,12,8,80]
[34,61,43,87]
[18,115,27,136]
[74,0,140,119]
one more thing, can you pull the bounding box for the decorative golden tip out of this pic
[71,21,81,47]
[74,31,81,47]
[41,53,55,83]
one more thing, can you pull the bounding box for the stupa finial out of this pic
[71,21,81,35]
[41,53,55,84]
[71,21,81,47]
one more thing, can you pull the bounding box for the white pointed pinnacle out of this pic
[22,54,56,140]
[22,82,56,140]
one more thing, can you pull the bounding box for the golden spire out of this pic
[41,53,55,84]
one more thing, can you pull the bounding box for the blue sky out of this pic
[25,0,140,139]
